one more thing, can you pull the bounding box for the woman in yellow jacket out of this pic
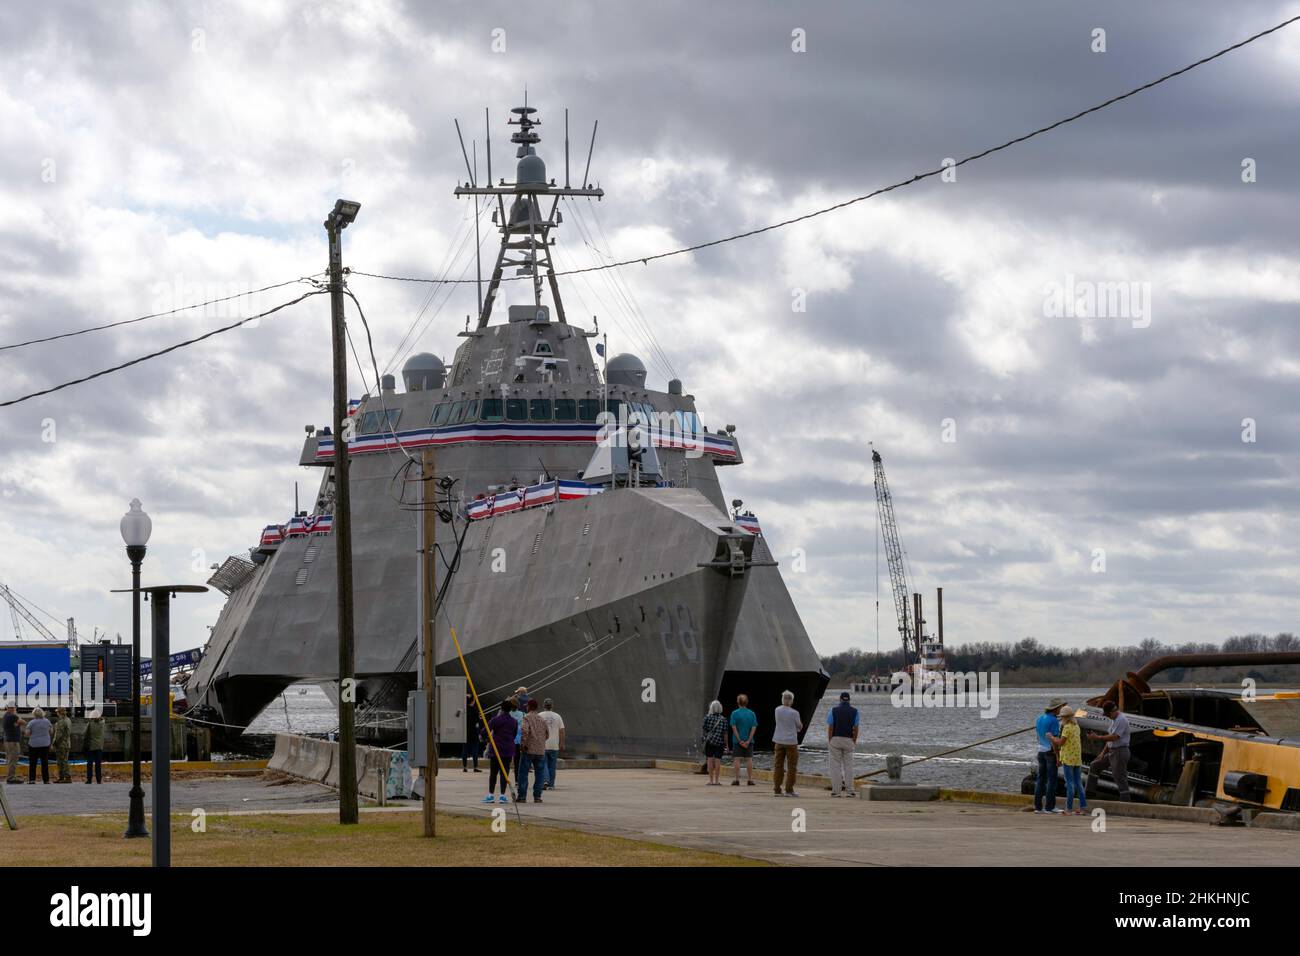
[1058,710,1086,815]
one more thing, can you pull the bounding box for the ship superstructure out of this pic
[186,105,827,756]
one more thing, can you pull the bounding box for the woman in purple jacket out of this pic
[482,699,518,804]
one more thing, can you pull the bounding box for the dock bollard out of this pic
[886,754,903,782]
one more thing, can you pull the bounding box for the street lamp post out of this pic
[119,498,151,839]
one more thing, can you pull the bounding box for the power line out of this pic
[380,202,489,374]
[349,14,1300,286]
[344,287,419,467]
[0,290,325,408]
[0,273,326,353]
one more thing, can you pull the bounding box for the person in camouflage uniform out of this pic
[52,707,73,783]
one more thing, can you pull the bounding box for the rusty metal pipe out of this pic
[1133,652,1300,683]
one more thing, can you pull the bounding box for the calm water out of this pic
[757,685,1102,792]
[244,684,338,736]
[238,683,1089,792]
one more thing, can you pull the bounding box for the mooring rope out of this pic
[854,725,1034,780]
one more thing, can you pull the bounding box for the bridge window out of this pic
[534,340,553,355]
[362,408,402,434]
[448,400,468,425]
[506,398,528,422]
[673,410,700,434]
[578,399,601,422]
[480,398,504,422]
[530,399,552,421]
[554,399,577,422]
[431,403,452,427]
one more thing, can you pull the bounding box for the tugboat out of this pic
[185,104,828,756]
[1025,651,1300,811]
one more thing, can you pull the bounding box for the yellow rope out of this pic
[448,623,522,820]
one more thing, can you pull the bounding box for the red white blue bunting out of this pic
[257,514,333,551]
[466,479,604,520]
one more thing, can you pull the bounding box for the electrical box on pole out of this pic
[406,676,468,767]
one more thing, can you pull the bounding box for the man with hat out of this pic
[1088,700,1132,801]
[826,690,860,797]
[1034,698,1067,814]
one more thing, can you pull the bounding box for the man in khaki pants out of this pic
[826,691,860,796]
[771,690,803,797]
[3,705,24,784]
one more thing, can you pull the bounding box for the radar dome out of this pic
[606,353,647,388]
[402,352,445,391]
[516,149,547,187]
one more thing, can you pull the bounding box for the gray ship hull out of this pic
[186,104,827,753]
[193,484,826,754]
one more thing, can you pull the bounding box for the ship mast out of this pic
[455,105,604,329]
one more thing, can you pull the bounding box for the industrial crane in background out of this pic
[871,447,947,678]
[0,582,64,642]
[871,448,918,667]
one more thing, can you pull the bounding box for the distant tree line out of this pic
[821,634,1300,686]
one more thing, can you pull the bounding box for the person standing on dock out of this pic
[772,691,804,797]
[24,707,52,785]
[83,712,105,784]
[701,700,728,785]
[52,707,73,783]
[826,691,859,797]
[540,698,565,790]
[3,705,24,784]
[462,691,482,773]
[510,696,526,782]
[516,699,548,803]
[1087,700,1131,802]
[730,694,757,786]
[483,700,518,804]
[1033,698,1066,814]
[1058,709,1086,815]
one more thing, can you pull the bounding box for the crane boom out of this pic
[871,449,917,663]
[0,584,61,642]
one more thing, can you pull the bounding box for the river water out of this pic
[239,683,1109,792]
[758,685,1099,792]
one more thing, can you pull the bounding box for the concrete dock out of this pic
[431,768,1300,866]
[7,767,1299,866]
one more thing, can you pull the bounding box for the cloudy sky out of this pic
[2,0,1299,660]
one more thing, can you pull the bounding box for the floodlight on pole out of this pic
[331,199,361,227]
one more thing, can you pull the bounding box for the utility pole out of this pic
[326,198,361,825]
[420,448,437,837]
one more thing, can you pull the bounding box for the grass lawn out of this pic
[0,811,766,867]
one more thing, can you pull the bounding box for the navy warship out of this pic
[186,105,827,757]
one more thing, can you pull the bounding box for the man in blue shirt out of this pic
[729,694,757,786]
[826,691,860,797]
[1034,698,1066,814]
